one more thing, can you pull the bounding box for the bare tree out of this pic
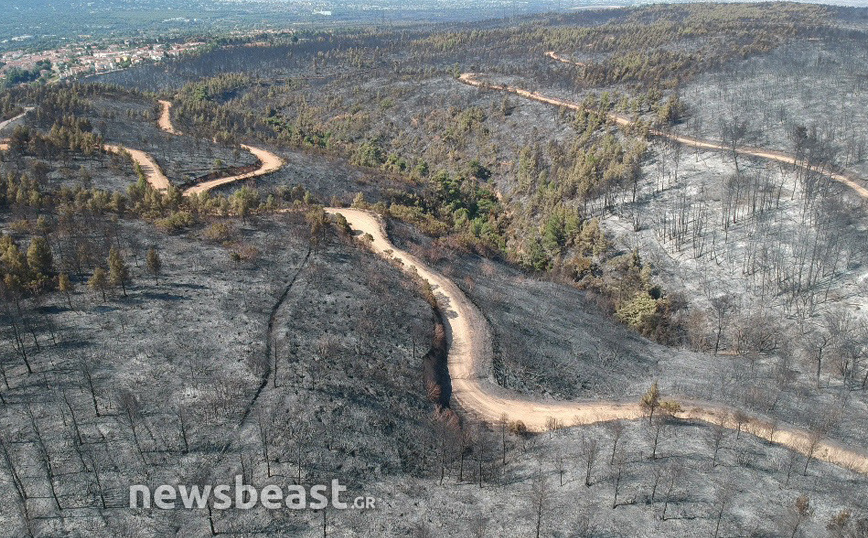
[709,420,727,467]
[648,460,665,503]
[80,359,100,417]
[803,430,823,476]
[661,463,682,521]
[611,449,627,509]
[118,389,147,464]
[733,410,750,441]
[530,471,550,538]
[498,413,509,466]
[803,327,833,389]
[554,449,568,487]
[608,420,625,465]
[258,410,272,478]
[713,476,735,538]
[711,295,737,355]
[647,414,671,461]
[473,424,490,488]
[177,405,189,454]
[0,431,30,524]
[27,404,62,511]
[580,434,600,487]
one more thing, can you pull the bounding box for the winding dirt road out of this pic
[92,100,285,195]
[545,51,586,67]
[450,62,868,473]
[328,208,868,474]
[183,144,284,196]
[155,100,285,196]
[6,93,868,475]
[104,144,171,190]
[458,73,868,199]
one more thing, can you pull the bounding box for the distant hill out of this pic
[3,0,867,50]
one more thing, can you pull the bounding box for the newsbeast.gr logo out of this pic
[130,476,376,510]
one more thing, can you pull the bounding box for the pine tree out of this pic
[108,247,130,297]
[26,236,54,280]
[146,247,162,285]
[58,273,73,309]
[88,267,108,302]
[640,381,661,424]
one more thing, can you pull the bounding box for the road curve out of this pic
[154,100,285,197]
[327,207,868,475]
[545,51,586,67]
[0,108,173,190]
[104,144,171,191]
[183,144,284,196]
[458,73,868,200]
[0,109,34,151]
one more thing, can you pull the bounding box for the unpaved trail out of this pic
[458,73,868,200]
[0,108,34,151]
[545,51,586,67]
[7,92,867,475]
[183,144,284,196]
[0,109,30,132]
[328,207,868,475]
[0,108,173,190]
[155,100,285,196]
[158,100,182,136]
[104,144,171,191]
[459,73,633,127]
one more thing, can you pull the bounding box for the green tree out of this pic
[108,247,130,297]
[616,293,660,336]
[146,247,162,285]
[26,236,54,280]
[0,238,27,280]
[88,267,108,302]
[350,141,385,168]
[523,236,550,272]
[640,381,660,424]
[230,186,260,222]
[58,273,73,309]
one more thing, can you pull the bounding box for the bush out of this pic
[616,292,661,336]
[155,211,195,233]
[201,221,237,243]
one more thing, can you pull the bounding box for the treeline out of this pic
[4,119,104,159]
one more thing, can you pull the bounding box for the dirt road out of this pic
[545,51,586,67]
[328,207,868,475]
[104,144,171,191]
[0,107,174,190]
[6,93,866,475]
[155,100,285,196]
[458,73,868,201]
[183,144,284,196]
[0,107,173,190]
[0,108,33,151]
[158,100,182,136]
